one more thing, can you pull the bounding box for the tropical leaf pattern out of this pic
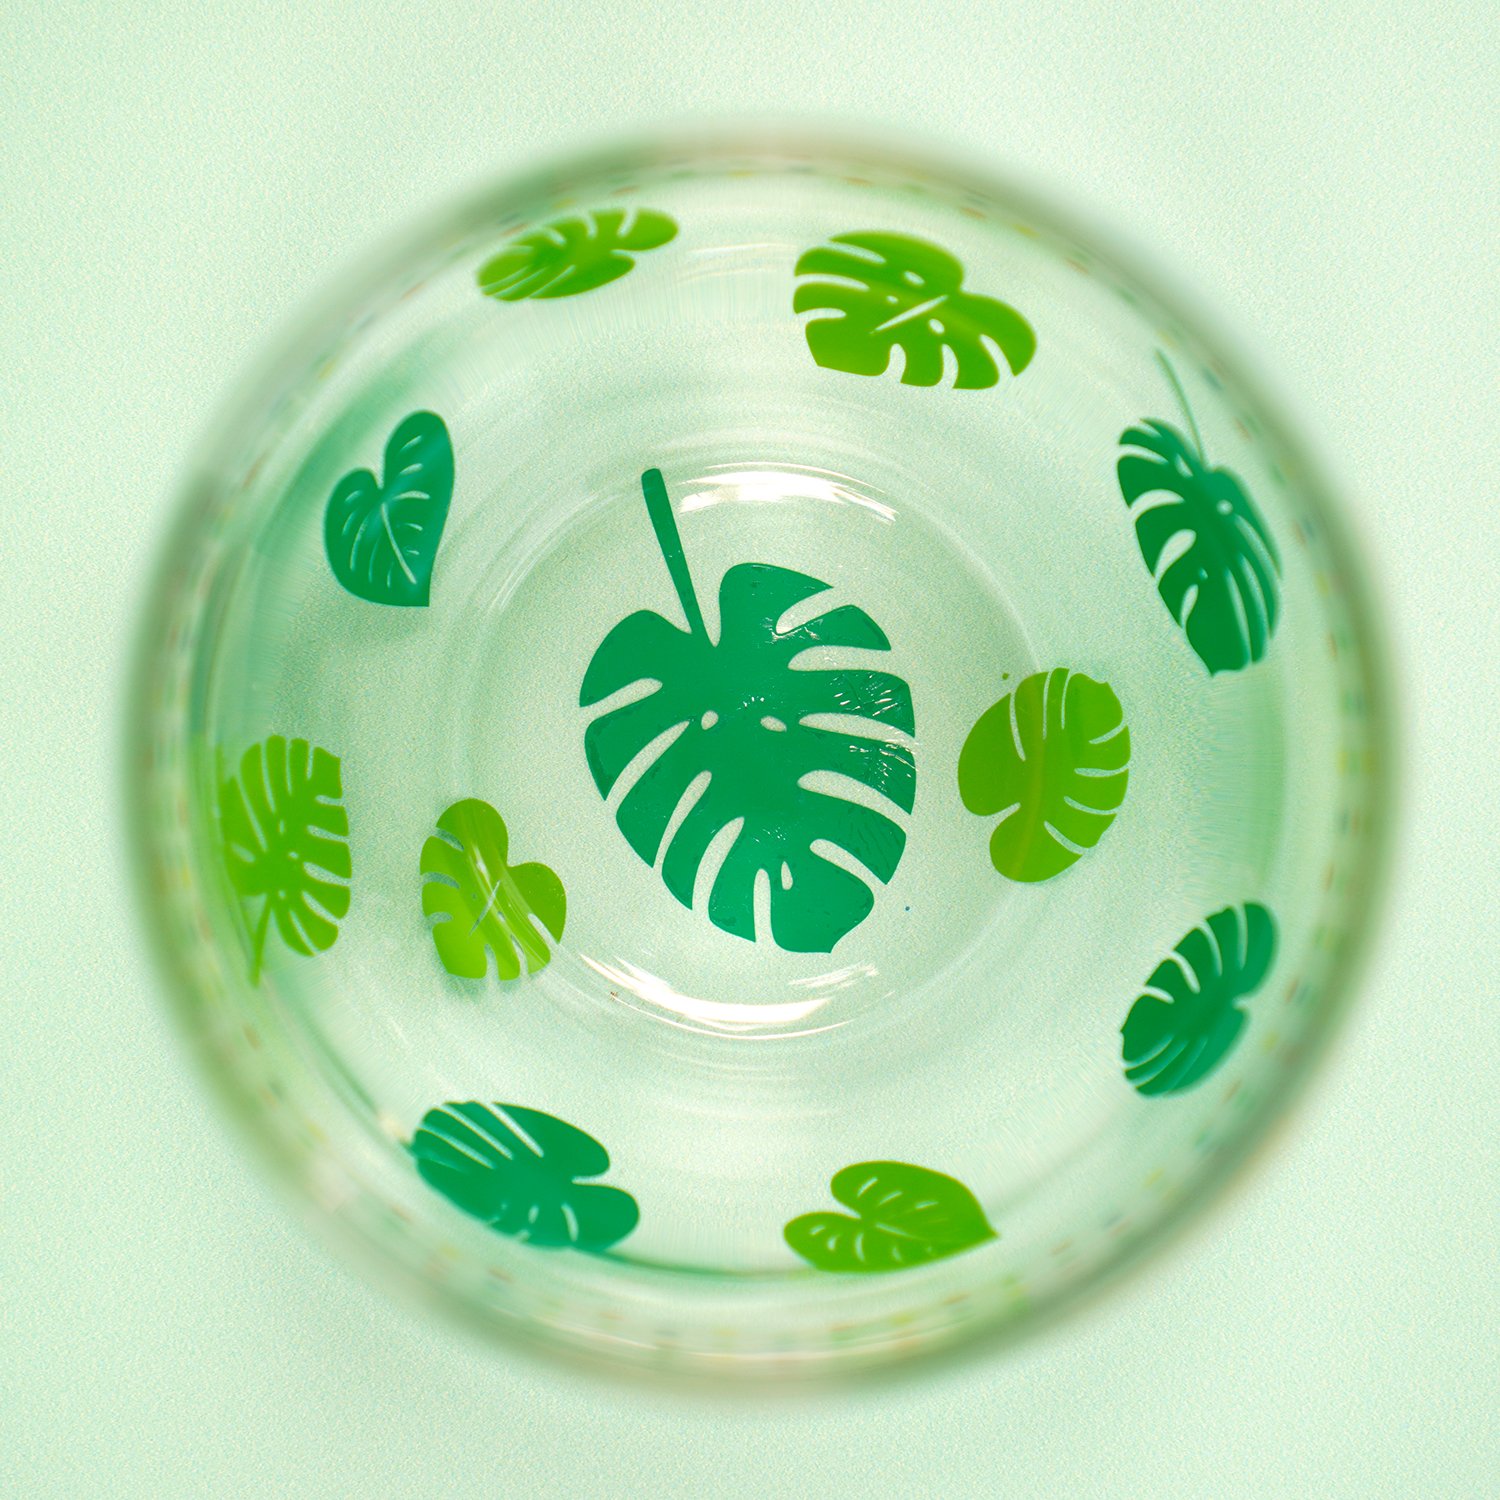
[785,1161,997,1272]
[324,410,453,607]
[420,799,566,980]
[410,1101,639,1252]
[1117,417,1281,674]
[218,735,350,981]
[794,230,1035,387]
[477,207,677,301]
[580,470,915,953]
[958,669,1130,882]
[1122,902,1277,1095]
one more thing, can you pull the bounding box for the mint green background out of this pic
[3,2,1496,1494]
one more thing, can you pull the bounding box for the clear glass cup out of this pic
[128,128,1392,1382]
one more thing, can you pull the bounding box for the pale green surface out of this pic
[1,0,1496,1494]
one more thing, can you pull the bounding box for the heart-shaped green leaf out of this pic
[218,735,350,982]
[324,410,453,607]
[957,668,1130,882]
[477,207,677,301]
[580,470,915,954]
[410,1101,638,1252]
[1122,902,1277,1096]
[1117,407,1281,675]
[420,798,566,980]
[794,230,1035,388]
[785,1161,997,1273]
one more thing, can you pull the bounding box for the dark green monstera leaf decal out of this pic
[218,735,350,982]
[785,1161,997,1272]
[794,230,1035,388]
[476,208,677,301]
[324,411,453,607]
[420,798,566,980]
[1117,354,1281,674]
[410,1101,638,1252]
[1122,902,1277,1096]
[958,668,1130,882]
[580,470,915,953]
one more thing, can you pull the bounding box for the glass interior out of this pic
[129,134,1388,1379]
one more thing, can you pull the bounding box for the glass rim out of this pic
[124,124,1399,1384]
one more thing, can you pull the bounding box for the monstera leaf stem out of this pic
[1155,350,1204,460]
[640,468,707,640]
[247,902,273,985]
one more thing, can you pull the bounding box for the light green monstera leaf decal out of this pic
[410,1101,638,1252]
[218,735,350,982]
[1122,902,1277,1096]
[958,668,1130,882]
[794,230,1035,388]
[476,207,677,301]
[324,410,453,607]
[785,1161,997,1273]
[580,470,915,954]
[420,798,566,980]
[1117,354,1281,674]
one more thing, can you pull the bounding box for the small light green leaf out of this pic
[218,735,350,982]
[786,1161,997,1273]
[580,470,915,954]
[477,207,677,301]
[957,669,1130,882]
[1117,402,1281,675]
[411,1101,638,1252]
[324,410,453,607]
[420,799,565,980]
[794,230,1035,388]
[1122,902,1277,1096]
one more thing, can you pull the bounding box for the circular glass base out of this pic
[131,131,1388,1374]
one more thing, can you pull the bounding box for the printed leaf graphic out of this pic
[218,735,350,982]
[794,230,1035,388]
[1122,902,1277,1096]
[958,669,1130,882]
[580,469,915,953]
[420,798,566,980]
[785,1161,997,1273]
[477,207,677,301]
[410,1101,639,1252]
[1118,358,1280,674]
[324,410,453,607]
